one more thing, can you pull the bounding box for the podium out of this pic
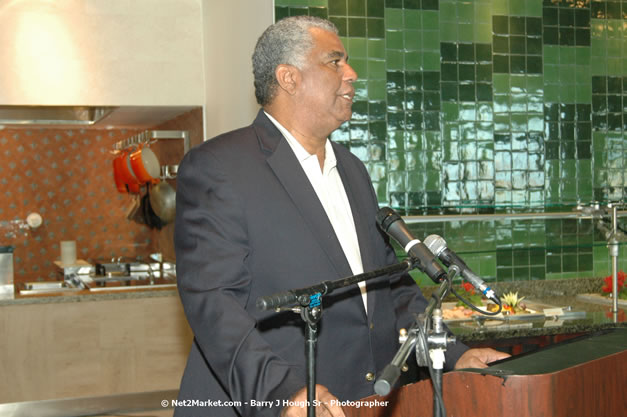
[343,328,627,417]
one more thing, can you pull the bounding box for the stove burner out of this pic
[94,262,131,277]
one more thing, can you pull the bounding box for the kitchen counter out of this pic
[421,277,626,344]
[0,286,178,306]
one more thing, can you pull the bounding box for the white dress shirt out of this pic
[265,112,367,311]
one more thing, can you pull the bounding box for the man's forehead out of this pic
[309,28,347,55]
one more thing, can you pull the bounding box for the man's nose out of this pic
[344,63,358,83]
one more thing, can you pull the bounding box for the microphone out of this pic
[423,234,500,304]
[376,207,447,283]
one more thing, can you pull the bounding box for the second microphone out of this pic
[376,207,447,284]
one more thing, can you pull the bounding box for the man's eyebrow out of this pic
[326,50,346,60]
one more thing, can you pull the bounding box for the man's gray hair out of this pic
[252,16,338,106]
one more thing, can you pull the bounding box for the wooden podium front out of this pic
[343,328,627,417]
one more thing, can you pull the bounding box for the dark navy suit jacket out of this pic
[173,110,467,416]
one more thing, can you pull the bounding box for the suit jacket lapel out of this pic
[252,111,353,280]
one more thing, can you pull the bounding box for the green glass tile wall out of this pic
[274,0,627,283]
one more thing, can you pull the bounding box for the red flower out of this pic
[462,282,475,294]
[602,271,625,293]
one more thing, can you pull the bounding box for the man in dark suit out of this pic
[174,16,507,417]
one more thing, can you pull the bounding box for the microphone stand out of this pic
[374,266,459,417]
[258,259,414,417]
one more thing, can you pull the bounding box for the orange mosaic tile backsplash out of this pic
[0,126,161,283]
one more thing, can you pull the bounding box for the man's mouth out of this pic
[340,92,354,102]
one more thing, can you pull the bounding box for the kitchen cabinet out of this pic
[0,291,192,403]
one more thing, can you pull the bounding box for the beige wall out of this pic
[0,0,204,106]
[200,0,274,140]
[0,0,274,138]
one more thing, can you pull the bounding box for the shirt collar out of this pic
[264,111,337,171]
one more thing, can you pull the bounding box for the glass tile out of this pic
[441,42,457,62]
[329,0,347,15]
[348,17,367,37]
[386,71,405,90]
[543,7,558,26]
[607,76,621,93]
[543,27,559,45]
[422,0,439,11]
[459,24,474,43]
[459,43,475,62]
[347,0,365,16]
[439,1,456,22]
[510,55,526,74]
[309,7,328,19]
[606,1,620,19]
[404,9,421,29]
[458,2,474,23]
[386,29,404,49]
[367,0,384,17]
[510,36,526,54]
[289,6,309,16]
[493,15,509,35]
[385,0,402,9]
[493,54,509,73]
[510,16,525,35]
[368,39,385,59]
[404,51,422,70]
[275,6,289,21]
[459,64,475,82]
[348,38,368,57]
[559,8,575,28]
[367,18,385,38]
[559,28,575,47]
[527,36,542,55]
[575,29,590,46]
[476,83,493,102]
[387,49,404,69]
[459,84,475,101]
[441,82,458,101]
[422,71,440,90]
[329,17,347,36]
[527,17,542,36]
[404,30,421,50]
[476,43,492,62]
[527,56,543,74]
[423,111,440,130]
[369,120,387,140]
[476,63,492,82]
[404,0,421,10]
[405,111,423,130]
[422,10,439,31]
[385,8,403,29]
[493,35,509,54]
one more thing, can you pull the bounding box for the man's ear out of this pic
[275,64,300,95]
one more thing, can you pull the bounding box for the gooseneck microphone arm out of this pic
[376,207,447,284]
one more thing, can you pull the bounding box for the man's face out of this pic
[296,28,358,133]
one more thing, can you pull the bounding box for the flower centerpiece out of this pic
[601,270,627,300]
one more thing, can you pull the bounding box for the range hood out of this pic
[0,106,116,125]
[0,105,198,128]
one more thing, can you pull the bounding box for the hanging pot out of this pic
[130,146,161,184]
[112,150,140,194]
[149,181,176,225]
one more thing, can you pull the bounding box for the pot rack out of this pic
[112,130,190,154]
